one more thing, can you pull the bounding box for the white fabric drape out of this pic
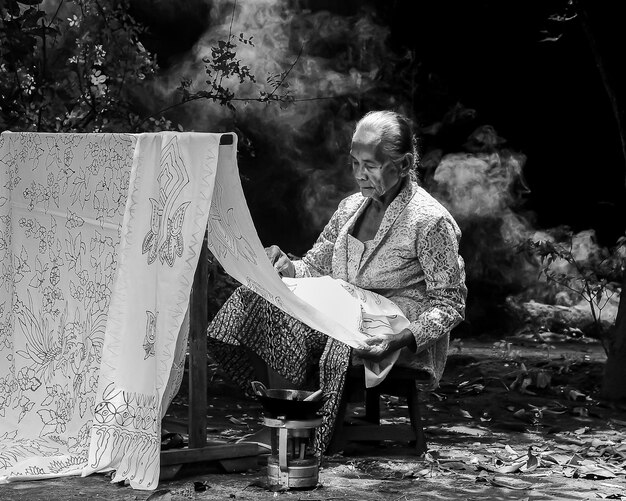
[82,133,219,488]
[0,132,214,489]
[0,131,407,490]
[0,133,137,484]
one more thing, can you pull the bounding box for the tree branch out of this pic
[574,0,626,187]
[263,44,303,102]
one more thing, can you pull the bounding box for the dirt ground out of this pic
[1,333,625,501]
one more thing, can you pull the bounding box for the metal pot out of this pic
[251,382,325,419]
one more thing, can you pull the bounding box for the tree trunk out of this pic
[601,274,626,400]
[576,1,626,400]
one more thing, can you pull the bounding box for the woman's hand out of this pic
[353,329,416,362]
[265,245,295,278]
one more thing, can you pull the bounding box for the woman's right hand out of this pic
[265,245,295,278]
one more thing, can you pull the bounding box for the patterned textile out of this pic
[0,132,137,482]
[294,179,467,384]
[204,152,371,350]
[0,132,221,489]
[82,133,219,488]
[207,286,350,454]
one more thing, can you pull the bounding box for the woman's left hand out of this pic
[353,329,416,362]
[264,245,295,278]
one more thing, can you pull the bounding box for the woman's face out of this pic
[350,126,405,201]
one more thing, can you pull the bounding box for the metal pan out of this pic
[251,382,326,419]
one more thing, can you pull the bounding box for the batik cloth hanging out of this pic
[0,132,216,489]
[0,131,407,490]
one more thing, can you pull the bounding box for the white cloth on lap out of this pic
[284,276,409,387]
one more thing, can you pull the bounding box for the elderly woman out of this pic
[207,110,467,453]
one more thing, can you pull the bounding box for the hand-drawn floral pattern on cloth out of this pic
[0,133,211,489]
[142,137,191,267]
[84,133,218,489]
[0,132,134,479]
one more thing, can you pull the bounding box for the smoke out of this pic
[154,2,539,283]
[158,0,390,138]
[151,0,400,249]
[426,123,621,332]
[421,123,623,332]
[145,1,620,332]
[434,153,523,219]
[425,125,537,294]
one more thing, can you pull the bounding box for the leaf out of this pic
[37,409,62,436]
[440,425,489,437]
[193,481,210,492]
[541,453,571,465]
[567,453,585,466]
[146,489,172,501]
[504,444,518,456]
[440,461,469,471]
[568,389,588,401]
[489,476,533,490]
[495,460,526,474]
[521,447,540,472]
[576,464,617,480]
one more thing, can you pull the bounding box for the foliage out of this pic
[0,0,171,132]
[1,0,299,134]
[518,231,625,352]
[176,31,297,113]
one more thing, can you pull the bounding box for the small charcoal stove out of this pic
[251,382,324,489]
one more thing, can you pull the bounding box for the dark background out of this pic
[125,0,626,334]
[130,0,625,247]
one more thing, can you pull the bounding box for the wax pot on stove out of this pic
[251,381,325,420]
[251,381,324,489]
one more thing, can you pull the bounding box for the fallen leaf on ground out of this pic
[567,453,585,466]
[146,490,172,501]
[568,389,589,401]
[575,464,617,479]
[478,459,526,474]
[505,444,518,456]
[520,447,540,473]
[542,453,572,465]
[439,425,490,436]
[441,461,471,471]
[599,482,625,490]
[489,476,534,490]
[194,481,210,492]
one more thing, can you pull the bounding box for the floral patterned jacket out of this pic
[293,179,467,384]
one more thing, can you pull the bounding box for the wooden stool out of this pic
[327,365,430,454]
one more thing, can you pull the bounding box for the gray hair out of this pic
[354,110,420,175]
